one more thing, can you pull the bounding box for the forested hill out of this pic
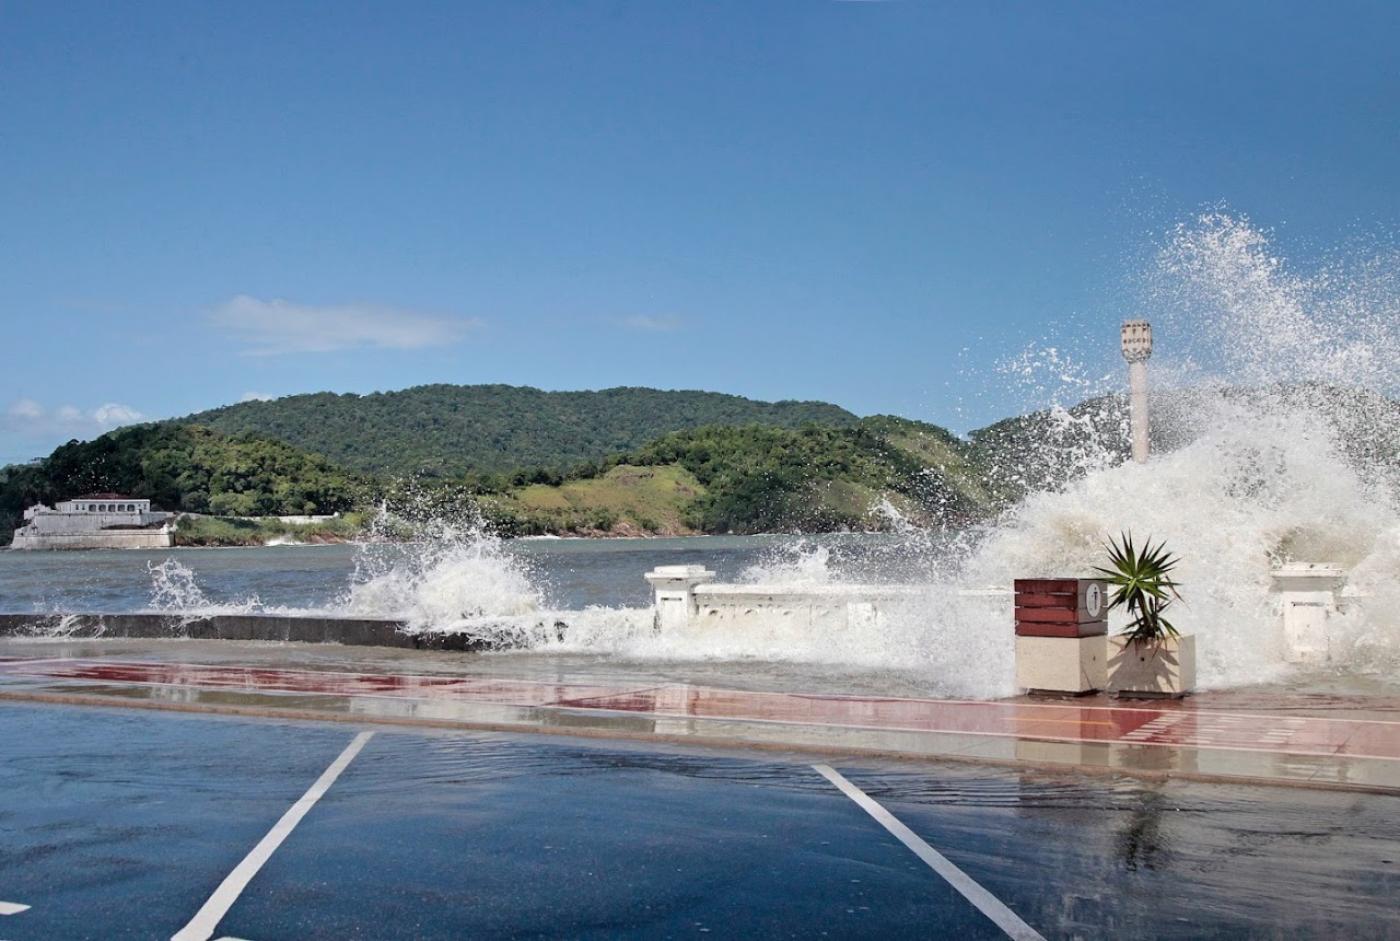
[12,382,1395,544]
[175,385,859,477]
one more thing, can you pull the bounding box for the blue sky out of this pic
[3,1,1398,464]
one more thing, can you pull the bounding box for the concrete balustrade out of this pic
[1271,563,1348,664]
[692,583,926,635]
[641,567,1013,635]
[643,566,934,634]
[643,565,718,632]
[642,561,1357,692]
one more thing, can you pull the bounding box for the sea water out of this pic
[0,534,916,619]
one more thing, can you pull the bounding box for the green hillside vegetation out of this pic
[176,384,859,477]
[523,419,990,535]
[0,424,363,541]
[860,415,993,507]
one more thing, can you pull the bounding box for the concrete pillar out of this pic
[1121,319,1153,464]
[1271,563,1346,664]
[1128,360,1149,464]
[644,565,716,633]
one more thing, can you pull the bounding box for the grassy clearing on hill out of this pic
[494,464,705,535]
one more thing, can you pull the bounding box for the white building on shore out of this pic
[10,493,175,550]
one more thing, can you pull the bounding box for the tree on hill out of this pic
[173,384,859,477]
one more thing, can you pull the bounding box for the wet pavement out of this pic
[1,640,1399,793]
[1,701,1398,940]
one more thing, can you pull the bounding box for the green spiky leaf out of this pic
[1092,532,1183,643]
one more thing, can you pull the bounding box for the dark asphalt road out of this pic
[1,702,1397,940]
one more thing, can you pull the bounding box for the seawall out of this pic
[0,613,492,651]
[9,531,174,550]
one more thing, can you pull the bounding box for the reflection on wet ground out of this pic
[3,640,1399,794]
[1,702,1397,940]
[8,636,1400,705]
[0,635,980,698]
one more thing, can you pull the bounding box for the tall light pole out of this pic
[1121,320,1152,464]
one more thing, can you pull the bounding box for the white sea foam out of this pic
[146,558,264,615]
[334,511,550,636]
[740,540,836,586]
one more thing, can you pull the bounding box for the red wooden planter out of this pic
[1013,578,1107,637]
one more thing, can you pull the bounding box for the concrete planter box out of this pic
[1015,634,1107,695]
[1107,634,1196,699]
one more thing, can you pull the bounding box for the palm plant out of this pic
[1094,533,1182,644]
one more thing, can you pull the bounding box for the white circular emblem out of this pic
[1085,583,1103,618]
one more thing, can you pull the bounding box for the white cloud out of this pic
[240,391,276,403]
[616,314,684,332]
[93,403,145,426]
[211,295,480,355]
[2,399,146,435]
[7,398,43,420]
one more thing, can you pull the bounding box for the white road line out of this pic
[0,902,29,916]
[813,764,1045,941]
[171,731,375,941]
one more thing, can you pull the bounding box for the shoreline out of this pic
[6,526,908,551]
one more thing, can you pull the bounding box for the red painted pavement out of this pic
[2,657,1398,762]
